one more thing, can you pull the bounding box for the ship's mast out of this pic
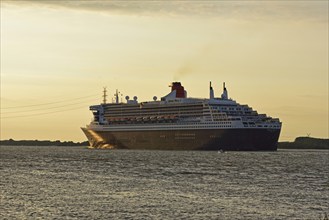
[221,82,228,99]
[102,87,107,104]
[210,81,214,99]
[115,89,119,104]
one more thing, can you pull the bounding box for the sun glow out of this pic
[1,1,328,141]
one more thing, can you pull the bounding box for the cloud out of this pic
[2,0,328,22]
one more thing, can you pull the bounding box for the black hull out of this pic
[82,128,281,151]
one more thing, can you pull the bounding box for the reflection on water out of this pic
[1,146,328,219]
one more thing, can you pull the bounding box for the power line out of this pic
[1,94,99,109]
[0,105,87,119]
[1,98,97,114]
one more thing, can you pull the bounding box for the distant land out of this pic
[0,139,89,147]
[278,137,329,150]
[1,137,328,149]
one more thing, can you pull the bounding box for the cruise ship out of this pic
[82,82,281,150]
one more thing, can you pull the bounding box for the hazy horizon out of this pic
[1,1,328,142]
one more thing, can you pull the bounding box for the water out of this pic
[1,146,328,219]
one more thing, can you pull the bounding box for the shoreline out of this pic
[1,137,328,149]
[0,139,88,147]
[278,137,328,150]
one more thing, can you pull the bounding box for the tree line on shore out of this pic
[278,137,328,150]
[0,139,89,146]
[1,136,328,149]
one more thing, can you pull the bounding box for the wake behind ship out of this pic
[82,82,281,150]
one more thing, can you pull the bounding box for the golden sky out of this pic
[1,1,328,142]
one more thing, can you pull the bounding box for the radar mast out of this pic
[102,87,107,104]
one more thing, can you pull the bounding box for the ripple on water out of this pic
[0,146,328,219]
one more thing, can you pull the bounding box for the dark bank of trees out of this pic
[278,137,329,150]
[1,137,328,149]
[0,139,89,146]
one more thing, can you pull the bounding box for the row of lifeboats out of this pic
[106,115,179,123]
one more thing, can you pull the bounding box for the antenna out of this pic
[102,87,107,104]
[115,89,120,104]
[209,81,214,99]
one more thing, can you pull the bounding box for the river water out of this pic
[1,145,328,219]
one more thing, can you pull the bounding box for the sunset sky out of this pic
[1,1,328,142]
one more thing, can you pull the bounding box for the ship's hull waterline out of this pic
[82,127,281,151]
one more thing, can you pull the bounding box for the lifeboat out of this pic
[143,117,150,121]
